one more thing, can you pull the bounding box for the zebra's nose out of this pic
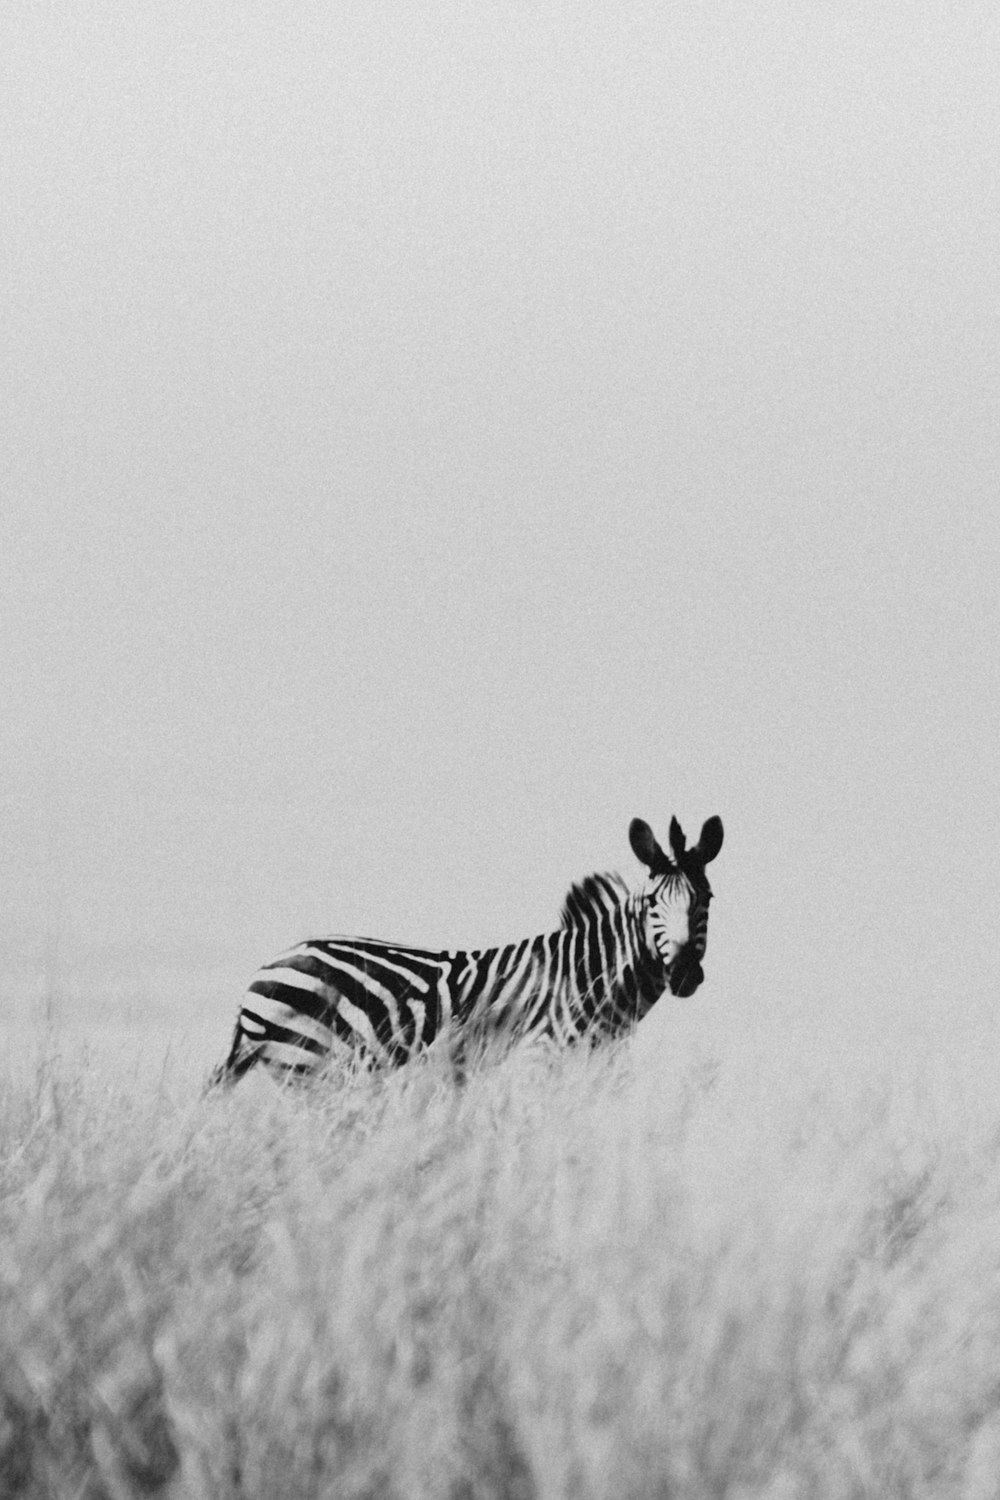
[672,961,704,998]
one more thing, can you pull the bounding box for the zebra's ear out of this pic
[629,818,665,870]
[668,816,686,860]
[696,816,724,864]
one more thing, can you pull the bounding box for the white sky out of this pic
[3,1,999,1061]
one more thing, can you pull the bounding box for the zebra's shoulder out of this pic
[559,872,631,928]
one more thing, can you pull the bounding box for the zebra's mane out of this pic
[559,871,631,929]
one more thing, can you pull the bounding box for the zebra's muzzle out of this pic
[670,958,704,998]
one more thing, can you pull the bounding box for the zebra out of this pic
[210,814,723,1086]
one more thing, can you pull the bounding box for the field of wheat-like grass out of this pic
[2,1021,1000,1500]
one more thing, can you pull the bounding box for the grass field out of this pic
[2,1015,1000,1499]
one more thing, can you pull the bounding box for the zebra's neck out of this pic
[555,881,665,1036]
[452,876,665,1042]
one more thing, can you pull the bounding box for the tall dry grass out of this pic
[2,1022,1000,1499]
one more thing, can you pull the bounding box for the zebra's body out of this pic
[211,814,723,1086]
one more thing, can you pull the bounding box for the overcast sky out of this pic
[3,1,999,1063]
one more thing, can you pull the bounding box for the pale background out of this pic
[3,1,998,1078]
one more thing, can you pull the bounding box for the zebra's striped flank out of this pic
[210,814,723,1086]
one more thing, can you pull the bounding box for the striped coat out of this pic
[211,814,722,1085]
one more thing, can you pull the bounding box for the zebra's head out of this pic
[629,815,723,998]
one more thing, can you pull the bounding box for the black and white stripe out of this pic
[210,814,723,1086]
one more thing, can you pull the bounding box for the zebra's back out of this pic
[216,928,563,1083]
